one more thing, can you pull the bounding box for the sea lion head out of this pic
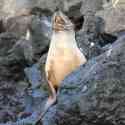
[52,11,74,32]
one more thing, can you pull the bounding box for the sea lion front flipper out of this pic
[46,68,57,96]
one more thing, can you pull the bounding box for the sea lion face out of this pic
[52,11,74,32]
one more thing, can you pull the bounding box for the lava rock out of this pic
[80,0,103,15]
[0,32,33,81]
[6,15,33,38]
[75,15,105,59]
[96,6,125,33]
[30,15,51,59]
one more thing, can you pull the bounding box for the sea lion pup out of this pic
[37,11,87,121]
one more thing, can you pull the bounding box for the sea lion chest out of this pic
[46,32,85,87]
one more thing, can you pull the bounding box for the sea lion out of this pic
[38,11,87,121]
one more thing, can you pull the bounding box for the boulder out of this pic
[76,0,117,59]
[30,15,51,58]
[5,14,51,61]
[96,4,125,33]
[6,15,33,38]
[0,80,25,123]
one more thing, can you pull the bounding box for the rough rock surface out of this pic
[30,15,51,59]
[96,7,125,33]
[76,0,118,59]
[0,0,125,125]
[42,35,125,125]
[0,32,28,123]
[6,15,33,38]
[4,11,52,61]
[0,21,49,123]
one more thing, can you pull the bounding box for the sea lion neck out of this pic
[51,30,76,48]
